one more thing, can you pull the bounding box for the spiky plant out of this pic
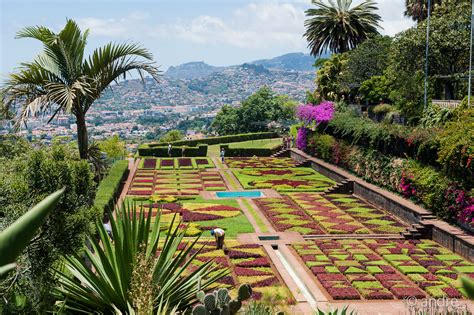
[54,202,228,313]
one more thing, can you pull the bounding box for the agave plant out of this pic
[54,202,228,313]
[315,306,357,315]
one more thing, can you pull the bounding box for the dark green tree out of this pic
[158,129,184,143]
[304,0,381,56]
[0,144,97,312]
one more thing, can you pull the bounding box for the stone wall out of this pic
[290,148,474,262]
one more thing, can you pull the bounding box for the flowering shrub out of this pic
[399,171,416,198]
[296,127,308,151]
[296,102,335,126]
[143,158,157,169]
[444,185,474,227]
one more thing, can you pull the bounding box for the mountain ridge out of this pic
[164,52,317,80]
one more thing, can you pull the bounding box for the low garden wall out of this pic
[291,148,474,261]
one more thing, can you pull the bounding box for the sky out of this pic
[0,0,415,76]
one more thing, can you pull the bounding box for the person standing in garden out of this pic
[210,228,225,249]
[168,143,172,157]
[220,147,225,163]
[181,146,185,157]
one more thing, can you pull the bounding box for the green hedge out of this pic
[94,160,129,214]
[138,145,208,157]
[144,132,279,148]
[220,144,280,157]
[322,111,440,166]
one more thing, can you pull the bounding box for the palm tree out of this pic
[404,0,442,22]
[304,0,382,56]
[1,20,159,159]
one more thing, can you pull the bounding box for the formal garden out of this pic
[1,0,474,313]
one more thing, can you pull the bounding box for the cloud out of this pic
[76,1,414,48]
[77,11,149,37]
[154,2,308,50]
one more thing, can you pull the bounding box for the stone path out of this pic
[117,158,138,206]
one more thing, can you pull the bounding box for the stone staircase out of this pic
[270,149,290,158]
[294,159,310,167]
[401,223,430,240]
[324,180,354,195]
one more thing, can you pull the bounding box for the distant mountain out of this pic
[250,53,316,72]
[165,61,220,80]
[164,52,322,80]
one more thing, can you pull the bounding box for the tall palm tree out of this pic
[304,0,382,56]
[404,0,443,22]
[1,20,160,159]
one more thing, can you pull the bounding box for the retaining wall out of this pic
[290,148,474,261]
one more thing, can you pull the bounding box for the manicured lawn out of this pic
[233,167,335,192]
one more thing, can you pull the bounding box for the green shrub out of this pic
[220,145,279,157]
[308,134,335,160]
[145,132,278,148]
[94,160,129,214]
[138,145,208,157]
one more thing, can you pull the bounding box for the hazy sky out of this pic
[1,0,414,75]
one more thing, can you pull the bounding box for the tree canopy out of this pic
[212,87,296,135]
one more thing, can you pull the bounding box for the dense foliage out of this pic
[310,1,470,122]
[93,160,129,214]
[212,87,296,135]
[0,144,97,312]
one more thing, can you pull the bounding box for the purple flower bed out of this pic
[161,159,174,167]
[196,158,210,165]
[178,158,192,167]
[234,267,272,276]
[143,159,157,169]
[236,257,271,268]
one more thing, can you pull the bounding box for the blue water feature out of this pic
[216,191,262,198]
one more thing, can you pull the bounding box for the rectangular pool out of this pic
[216,191,263,198]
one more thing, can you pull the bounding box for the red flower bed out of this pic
[391,287,425,299]
[129,190,152,195]
[180,210,223,222]
[236,257,271,268]
[316,274,346,282]
[228,250,261,259]
[178,158,192,167]
[134,179,154,183]
[365,291,394,300]
[161,159,174,167]
[196,158,210,165]
[234,267,272,276]
[143,159,157,169]
[252,276,279,287]
[443,287,462,298]
[326,287,360,300]
[250,179,309,188]
[218,276,235,285]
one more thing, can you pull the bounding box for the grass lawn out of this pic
[124,196,254,238]
[207,138,282,156]
[233,167,335,192]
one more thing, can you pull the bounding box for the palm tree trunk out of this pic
[76,112,89,159]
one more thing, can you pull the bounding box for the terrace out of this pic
[123,154,474,314]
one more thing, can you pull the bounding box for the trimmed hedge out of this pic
[220,144,280,157]
[94,160,129,214]
[144,132,279,148]
[138,145,208,157]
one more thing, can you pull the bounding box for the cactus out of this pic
[193,284,252,315]
[192,304,208,315]
[237,283,252,301]
[204,294,217,311]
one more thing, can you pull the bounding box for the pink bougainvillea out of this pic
[296,127,308,151]
[296,101,335,125]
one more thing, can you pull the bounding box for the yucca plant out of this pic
[54,201,228,313]
[315,306,357,315]
[0,188,64,277]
